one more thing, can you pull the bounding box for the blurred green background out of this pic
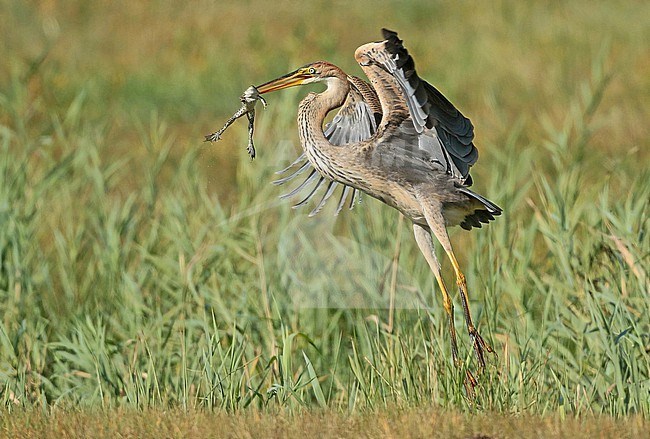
[1,0,649,417]
[3,0,648,194]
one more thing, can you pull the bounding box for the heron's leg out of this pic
[436,231,494,370]
[413,223,478,394]
[444,247,494,370]
[413,224,461,366]
[417,197,494,371]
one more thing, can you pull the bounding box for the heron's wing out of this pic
[355,29,478,185]
[323,77,381,145]
[381,29,477,183]
[348,76,383,116]
[273,79,379,215]
[273,155,362,216]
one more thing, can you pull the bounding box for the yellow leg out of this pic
[413,225,461,364]
[433,271,461,365]
[413,224,477,394]
[433,269,479,395]
[445,250,494,370]
[416,193,494,374]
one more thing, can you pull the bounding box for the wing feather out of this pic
[374,28,479,184]
[324,79,380,145]
[272,160,310,185]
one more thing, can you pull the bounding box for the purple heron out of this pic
[255,29,501,382]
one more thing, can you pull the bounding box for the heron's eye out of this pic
[308,67,316,74]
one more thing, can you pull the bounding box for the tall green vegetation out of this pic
[0,0,648,417]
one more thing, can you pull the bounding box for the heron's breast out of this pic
[363,177,424,221]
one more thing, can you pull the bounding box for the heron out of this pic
[253,29,501,384]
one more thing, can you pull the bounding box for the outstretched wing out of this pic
[273,77,381,216]
[323,76,381,144]
[355,29,478,185]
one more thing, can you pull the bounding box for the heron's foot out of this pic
[451,357,477,399]
[463,369,478,399]
[469,327,495,371]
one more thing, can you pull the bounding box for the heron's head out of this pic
[256,61,346,94]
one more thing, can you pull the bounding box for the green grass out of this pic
[1,0,649,432]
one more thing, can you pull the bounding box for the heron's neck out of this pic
[297,79,349,180]
[298,78,348,130]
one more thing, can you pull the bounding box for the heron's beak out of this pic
[256,69,310,94]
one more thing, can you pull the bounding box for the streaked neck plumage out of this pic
[297,77,351,182]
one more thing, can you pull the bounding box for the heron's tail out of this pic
[456,186,502,230]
